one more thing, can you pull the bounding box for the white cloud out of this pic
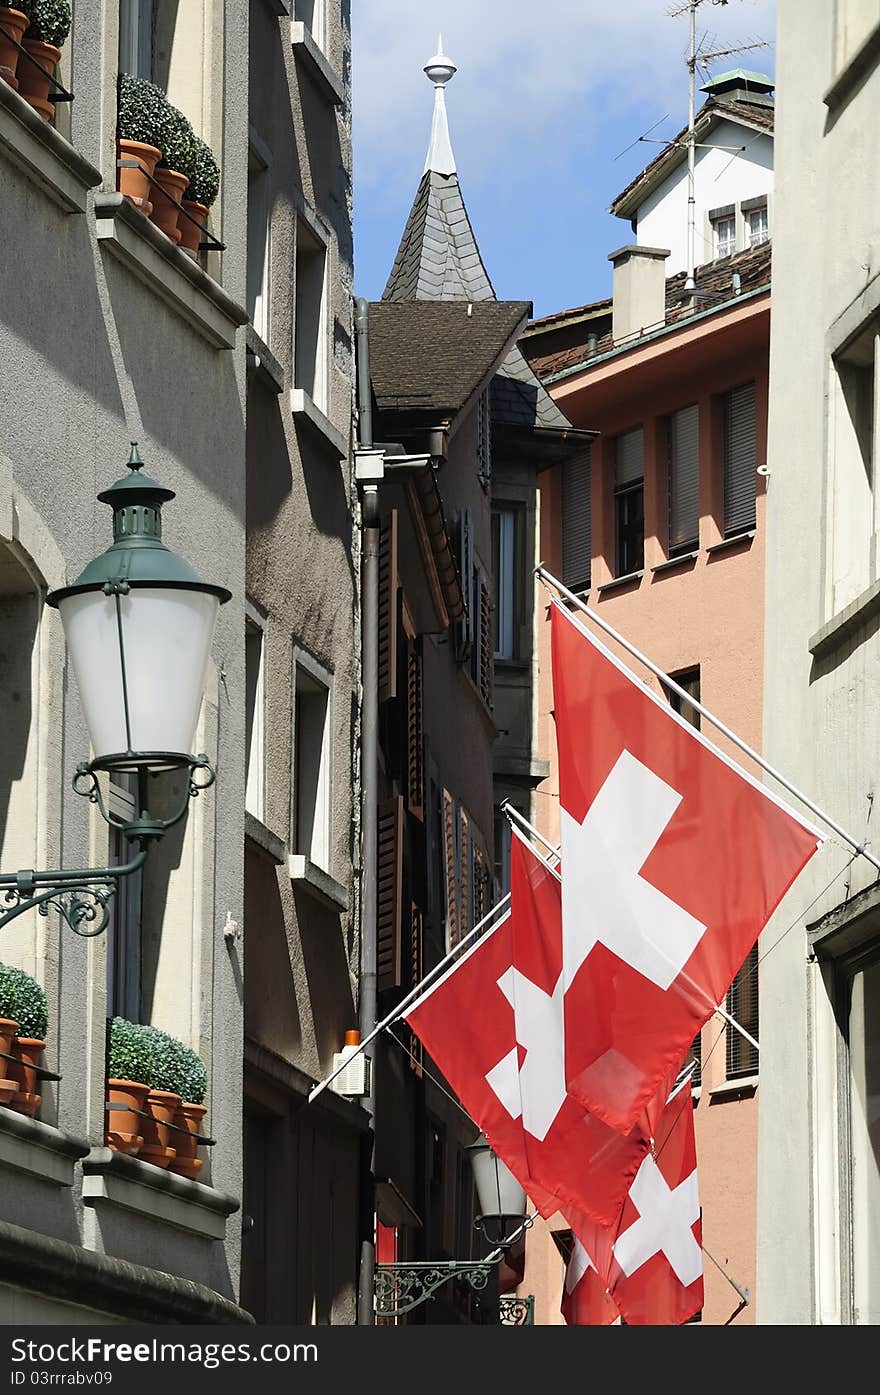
[353,0,777,198]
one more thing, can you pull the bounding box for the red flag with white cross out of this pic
[567,1079,703,1326]
[559,1231,619,1326]
[403,832,673,1227]
[550,601,821,1134]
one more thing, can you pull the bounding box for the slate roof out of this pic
[367,300,531,416]
[610,96,775,219]
[524,241,771,383]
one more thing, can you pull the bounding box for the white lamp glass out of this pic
[468,1137,527,1222]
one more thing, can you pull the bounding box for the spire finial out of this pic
[423,37,457,176]
[127,441,144,473]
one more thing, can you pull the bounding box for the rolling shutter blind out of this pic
[668,404,700,552]
[723,382,757,535]
[378,512,398,703]
[615,428,644,487]
[377,796,404,991]
[726,943,759,1078]
[562,446,591,592]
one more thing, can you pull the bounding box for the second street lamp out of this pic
[0,443,231,935]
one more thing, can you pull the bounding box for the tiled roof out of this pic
[609,97,774,218]
[524,241,771,382]
[367,300,531,415]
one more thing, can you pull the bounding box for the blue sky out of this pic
[351,0,776,319]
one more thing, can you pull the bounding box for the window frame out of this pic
[291,645,334,875]
[293,207,330,416]
[712,215,736,259]
[246,142,272,346]
[492,506,517,661]
[245,602,266,824]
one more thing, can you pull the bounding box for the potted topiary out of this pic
[0,963,47,1117]
[168,1044,208,1180]
[16,0,70,122]
[105,1016,153,1156]
[149,101,194,246]
[0,0,31,92]
[177,133,220,261]
[116,73,173,219]
[140,1024,186,1169]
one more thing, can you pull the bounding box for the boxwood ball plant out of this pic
[116,72,177,157]
[185,134,220,208]
[0,963,48,1040]
[106,1016,154,1086]
[20,0,72,46]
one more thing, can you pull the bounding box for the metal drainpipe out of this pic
[355,295,378,1326]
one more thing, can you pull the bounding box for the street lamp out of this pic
[374,1134,532,1319]
[0,443,230,935]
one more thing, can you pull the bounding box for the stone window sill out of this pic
[809,578,880,662]
[291,387,349,458]
[0,79,101,212]
[291,22,345,106]
[289,854,350,913]
[705,530,755,557]
[652,549,698,576]
[597,569,643,595]
[245,810,286,865]
[94,193,249,350]
[246,325,285,394]
[0,1108,89,1187]
[708,1074,758,1101]
[81,1147,239,1241]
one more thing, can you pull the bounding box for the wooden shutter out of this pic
[723,382,757,536]
[442,789,459,948]
[473,844,489,927]
[726,943,759,1077]
[407,637,424,820]
[615,427,644,486]
[454,510,474,663]
[667,404,700,553]
[477,389,492,486]
[689,1029,702,1089]
[479,577,492,707]
[562,445,591,592]
[378,512,399,703]
[377,796,404,991]
[458,808,470,939]
[408,903,424,1076]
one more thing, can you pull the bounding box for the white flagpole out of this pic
[537,565,880,875]
[713,1002,759,1054]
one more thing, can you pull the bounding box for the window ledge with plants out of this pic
[99,72,248,349]
[290,21,345,107]
[288,854,350,914]
[291,388,349,459]
[0,1109,89,1188]
[81,1148,239,1242]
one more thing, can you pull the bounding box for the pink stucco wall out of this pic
[520,300,769,1326]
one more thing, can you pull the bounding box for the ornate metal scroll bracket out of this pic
[375,1260,496,1318]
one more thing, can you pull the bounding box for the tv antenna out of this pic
[667,0,769,292]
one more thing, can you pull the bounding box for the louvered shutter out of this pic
[442,789,459,949]
[459,808,470,942]
[376,796,404,991]
[668,404,700,552]
[407,638,424,820]
[727,943,759,1077]
[473,844,489,927]
[477,390,492,487]
[615,427,644,486]
[408,903,424,1076]
[689,1029,702,1089]
[723,382,757,535]
[479,578,492,707]
[378,512,399,703]
[454,510,474,663]
[562,446,591,592]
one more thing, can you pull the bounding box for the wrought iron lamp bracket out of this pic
[374,1259,497,1318]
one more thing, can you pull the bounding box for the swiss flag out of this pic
[569,1081,703,1326]
[403,833,673,1227]
[559,1231,619,1326]
[550,601,821,1134]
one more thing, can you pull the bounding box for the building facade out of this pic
[0,0,250,1321]
[757,0,880,1326]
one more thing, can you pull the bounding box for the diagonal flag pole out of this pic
[537,565,880,875]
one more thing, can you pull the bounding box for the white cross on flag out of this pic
[560,1233,618,1326]
[550,601,822,1134]
[566,1077,704,1325]
[403,832,676,1228]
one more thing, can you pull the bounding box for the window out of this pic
[494,805,517,900]
[245,607,265,822]
[613,428,644,577]
[713,216,736,259]
[722,382,757,536]
[830,321,877,613]
[477,389,492,488]
[726,944,759,1078]
[689,1028,702,1090]
[118,1,193,98]
[292,650,332,873]
[668,666,701,731]
[294,216,328,412]
[247,148,271,343]
[492,507,516,659]
[295,0,326,51]
[442,793,485,951]
[561,446,591,593]
[745,205,769,248]
[667,405,700,555]
[843,949,880,1322]
[106,774,143,1021]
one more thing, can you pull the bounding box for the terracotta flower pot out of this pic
[0,1078,17,1110]
[16,39,60,121]
[168,1102,207,1180]
[0,9,30,91]
[149,168,189,244]
[177,199,208,260]
[140,1088,180,1169]
[0,1018,20,1085]
[8,1037,44,1116]
[116,138,161,218]
[105,1078,149,1156]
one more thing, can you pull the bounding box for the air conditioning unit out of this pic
[330,1044,370,1098]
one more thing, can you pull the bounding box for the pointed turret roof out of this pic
[383,41,578,438]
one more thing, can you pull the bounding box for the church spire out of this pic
[423,35,457,177]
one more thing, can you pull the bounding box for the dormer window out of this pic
[746,204,769,247]
[713,215,736,259]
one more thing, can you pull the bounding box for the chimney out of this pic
[608,245,669,345]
